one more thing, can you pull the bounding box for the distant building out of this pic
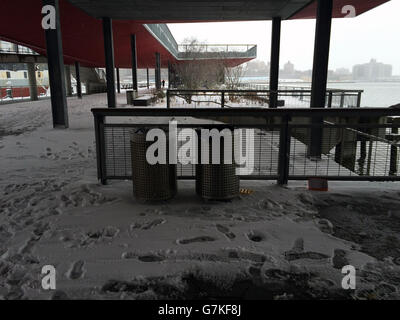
[335,68,351,76]
[0,69,49,87]
[282,61,295,75]
[242,60,269,77]
[352,59,392,81]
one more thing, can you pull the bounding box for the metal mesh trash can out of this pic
[131,129,177,202]
[126,90,134,105]
[196,129,240,200]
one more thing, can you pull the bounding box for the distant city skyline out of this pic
[244,58,395,81]
[168,0,400,75]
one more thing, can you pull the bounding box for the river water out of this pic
[240,78,400,108]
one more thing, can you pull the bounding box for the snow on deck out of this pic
[1,93,399,299]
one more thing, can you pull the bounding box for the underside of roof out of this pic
[291,0,390,19]
[66,0,314,21]
[0,0,258,68]
[0,0,390,69]
[66,0,390,21]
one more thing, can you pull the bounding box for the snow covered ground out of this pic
[1,93,400,300]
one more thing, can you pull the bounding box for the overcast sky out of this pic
[168,0,400,75]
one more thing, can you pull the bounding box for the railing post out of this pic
[357,92,362,108]
[221,91,225,108]
[327,91,333,108]
[340,92,345,108]
[75,61,82,98]
[389,121,398,176]
[278,115,291,185]
[167,90,170,109]
[94,114,107,185]
[366,138,374,176]
[269,17,281,109]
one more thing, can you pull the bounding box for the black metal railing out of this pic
[92,108,400,185]
[0,46,39,55]
[166,89,362,109]
[0,85,49,102]
[144,24,257,61]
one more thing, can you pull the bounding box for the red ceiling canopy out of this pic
[0,0,390,69]
[291,0,390,19]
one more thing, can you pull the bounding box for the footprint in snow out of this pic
[141,218,166,230]
[122,252,165,262]
[284,238,329,261]
[246,230,266,243]
[177,236,217,245]
[66,260,85,280]
[216,224,236,240]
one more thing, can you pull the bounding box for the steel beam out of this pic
[65,65,73,96]
[27,63,38,101]
[116,67,120,93]
[102,17,116,108]
[155,52,161,90]
[269,17,281,109]
[43,0,69,128]
[168,61,171,89]
[309,0,333,158]
[131,34,138,92]
[74,61,82,98]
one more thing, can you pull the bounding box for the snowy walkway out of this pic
[0,93,400,299]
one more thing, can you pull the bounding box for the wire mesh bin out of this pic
[130,129,177,202]
[196,130,240,200]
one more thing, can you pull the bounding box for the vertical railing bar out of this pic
[278,115,291,185]
[384,142,389,175]
[367,138,373,176]
[373,139,378,176]
[112,127,116,177]
[303,128,308,176]
[270,128,274,176]
[123,128,128,177]
[357,92,362,108]
[326,126,332,176]
[340,92,345,108]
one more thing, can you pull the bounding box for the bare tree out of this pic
[225,64,247,90]
[174,38,226,91]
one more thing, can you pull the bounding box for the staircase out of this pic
[71,67,107,94]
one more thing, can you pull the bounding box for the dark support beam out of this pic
[27,63,38,101]
[269,17,281,109]
[65,65,73,96]
[390,123,399,176]
[278,116,291,185]
[155,52,161,90]
[43,0,68,128]
[116,67,120,93]
[74,61,82,99]
[102,17,116,108]
[309,0,333,158]
[146,68,150,89]
[130,34,138,92]
[168,61,172,89]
